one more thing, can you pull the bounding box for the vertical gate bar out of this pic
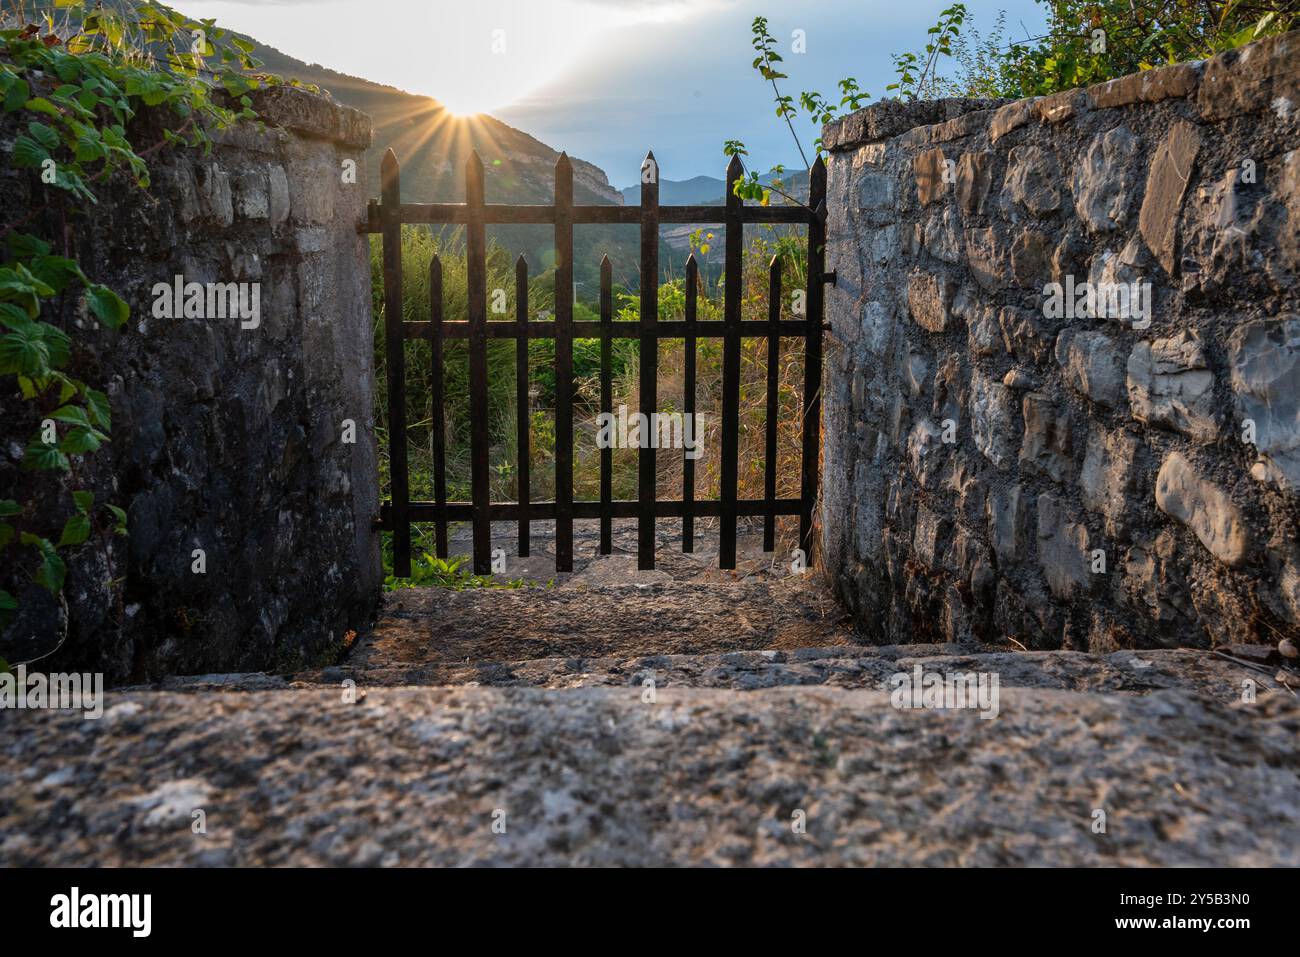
[637,151,659,571]
[800,156,827,566]
[554,153,575,573]
[430,254,448,559]
[682,253,698,554]
[763,254,781,553]
[380,149,411,578]
[719,154,743,570]
[515,255,530,558]
[466,150,492,575]
[599,254,613,555]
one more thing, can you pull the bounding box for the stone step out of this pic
[139,647,1292,708]
[4,681,1298,866]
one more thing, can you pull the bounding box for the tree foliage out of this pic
[727,0,1296,198]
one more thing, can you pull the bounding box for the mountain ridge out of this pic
[243,38,659,291]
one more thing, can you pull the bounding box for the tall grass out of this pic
[371,225,811,552]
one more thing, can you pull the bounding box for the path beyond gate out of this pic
[366,148,830,575]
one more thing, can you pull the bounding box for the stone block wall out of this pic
[820,32,1299,650]
[0,88,381,681]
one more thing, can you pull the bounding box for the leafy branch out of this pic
[888,3,967,100]
[728,18,871,206]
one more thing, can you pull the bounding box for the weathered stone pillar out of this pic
[0,87,382,680]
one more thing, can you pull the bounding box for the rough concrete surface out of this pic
[2,681,1297,867]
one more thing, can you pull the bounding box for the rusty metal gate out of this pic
[366,148,828,575]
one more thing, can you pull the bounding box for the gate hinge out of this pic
[821,270,837,286]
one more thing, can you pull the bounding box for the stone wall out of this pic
[0,88,381,682]
[820,32,1299,650]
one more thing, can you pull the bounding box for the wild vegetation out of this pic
[370,224,811,583]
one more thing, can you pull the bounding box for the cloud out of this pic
[573,0,733,18]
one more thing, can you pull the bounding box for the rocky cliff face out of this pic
[821,32,1300,651]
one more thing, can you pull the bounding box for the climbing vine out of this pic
[0,0,295,665]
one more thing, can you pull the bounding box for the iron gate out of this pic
[366,148,828,575]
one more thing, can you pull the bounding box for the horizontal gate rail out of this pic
[364,203,815,231]
[383,499,806,523]
[373,146,826,576]
[399,319,813,338]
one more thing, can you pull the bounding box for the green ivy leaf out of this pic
[85,283,128,329]
[84,387,111,429]
[56,375,77,404]
[51,50,82,83]
[10,134,50,168]
[106,504,128,534]
[39,321,71,369]
[0,523,12,549]
[28,254,84,294]
[74,130,105,162]
[221,73,255,97]
[26,121,60,153]
[0,320,51,375]
[50,404,91,427]
[21,533,67,594]
[59,426,108,455]
[2,75,29,112]
[6,232,51,259]
[58,512,91,547]
[12,263,55,298]
[23,97,64,120]
[23,440,70,472]
[0,500,20,517]
[73,491,94,513]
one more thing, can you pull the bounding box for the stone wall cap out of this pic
[823,97,1008,152]
[824,30,1298,153]
[244,86,372,150]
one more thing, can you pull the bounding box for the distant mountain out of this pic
[621,169,811,209]
[620,175,727,206]
[624,168,813,264]
[245,44,659,294]
[236,25,815,288]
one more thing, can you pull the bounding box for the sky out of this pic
[172,0,1049,183]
